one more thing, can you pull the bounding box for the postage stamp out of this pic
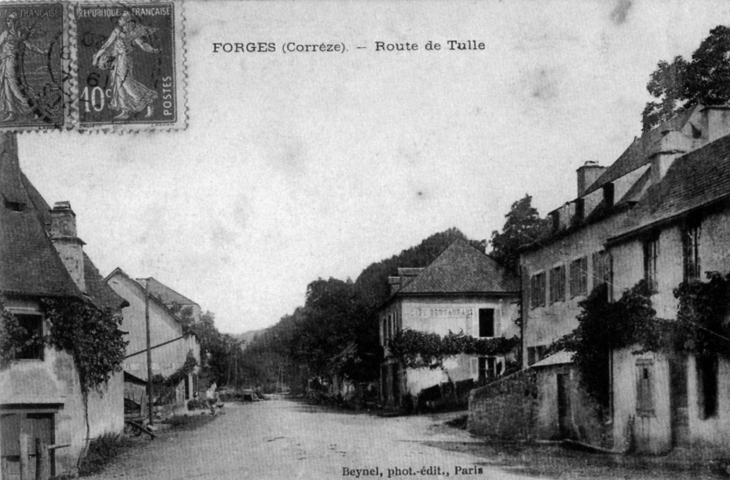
[73,2,186,131]
[0,3,68,130]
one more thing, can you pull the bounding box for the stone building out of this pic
[379,239,519,409]
[607,128,730,454]
[0,133,126,478]
[469,104,730,449]
[105,269,201,415]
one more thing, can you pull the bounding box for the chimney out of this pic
[649,130,690,185]
[576,161,606,197]
[388,276,401,295]
[702,106,730,143]
[50,201,86,292]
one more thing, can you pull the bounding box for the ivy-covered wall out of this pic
[380,295,518,405]
[609,207,730,455]
[0,297,124,476]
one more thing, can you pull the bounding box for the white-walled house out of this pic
[469,104,730,449]
[607,130,730,455]
[105,270,201,414]
[379,239,519,408]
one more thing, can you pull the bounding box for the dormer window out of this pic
[574,198,585,222]
[550,211,559,233]
[603,183,615,208]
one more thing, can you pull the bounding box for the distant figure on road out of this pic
[206,383,218,416]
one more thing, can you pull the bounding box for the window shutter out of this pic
[470,357,478,375]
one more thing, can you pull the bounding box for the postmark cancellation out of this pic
[0,0,186,133]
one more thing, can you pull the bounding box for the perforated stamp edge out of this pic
[72,0,188,133]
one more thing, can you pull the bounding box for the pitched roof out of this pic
[531,350,573,368]
[0,135,81,298]
[140,277,199,307]
[395,239,519,296]
[585,105,700,195]
[609,133,730,242]
[106,268,196,335]
[83,253,128,310]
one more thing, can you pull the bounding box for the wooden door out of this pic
[0,412,55,479]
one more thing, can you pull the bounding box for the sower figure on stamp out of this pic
[0,13,45,122]
[93,11,160,120]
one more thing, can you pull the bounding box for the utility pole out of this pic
[145,279,154,426]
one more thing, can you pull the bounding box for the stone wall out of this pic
[467,369,538,440]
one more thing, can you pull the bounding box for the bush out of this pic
[78,433,132,477]
[187,398,207,410]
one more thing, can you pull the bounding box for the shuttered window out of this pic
[549,265,566,304]
[569,257,588,298]
[530,273,546,309]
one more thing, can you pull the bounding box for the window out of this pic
[569,257,588,298]
[527,346,547,366]
[683,220,701,282]
[549,265,566,304]
[478,309,495,337]
[592,250,610,287]
[530,272,546,309]
[636,359,654,416]
[527,347,536,366]
[478,357,496,383]
[644,235,659,292]
[697,354,718,419]
[14,315,44,360]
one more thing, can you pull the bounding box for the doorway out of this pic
[557,373,572,438]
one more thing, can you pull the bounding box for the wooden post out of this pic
[145,279,154,426]
[35,439,49,480]
[18,433,29,480]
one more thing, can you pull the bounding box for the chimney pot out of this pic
[576,161,606,197]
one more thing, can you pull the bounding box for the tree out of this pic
[489,194,550,273]
[642,26,730,132]
[188,310,231,384]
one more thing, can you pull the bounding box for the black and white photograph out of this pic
[2,1,730,479]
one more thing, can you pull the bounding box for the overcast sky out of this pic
[18,0,730,334]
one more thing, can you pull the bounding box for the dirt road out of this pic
[87,399,530,480]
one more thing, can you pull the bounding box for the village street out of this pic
[87,398,521,480]
[84,399,712,480]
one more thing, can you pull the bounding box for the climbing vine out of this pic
[42,298,128,394]
[152,350,198,387]
[388,329,518,370]
[557,272,730,408]
[150,350,198,404]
